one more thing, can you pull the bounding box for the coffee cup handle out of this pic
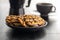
[51,6,56,12]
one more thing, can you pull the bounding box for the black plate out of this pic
[6,22,48,31]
